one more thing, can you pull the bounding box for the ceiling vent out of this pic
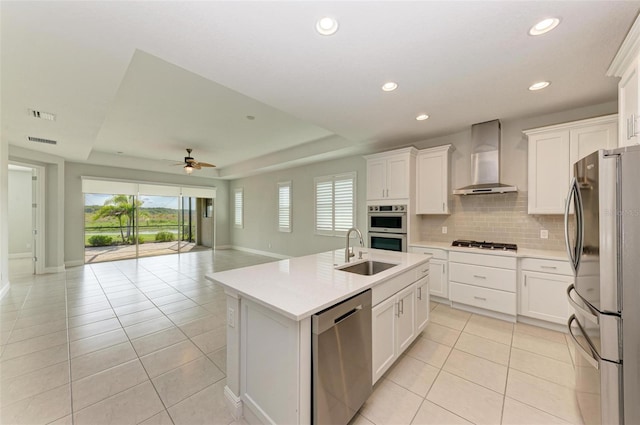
[28,136,57,145]
[28,109,56,121]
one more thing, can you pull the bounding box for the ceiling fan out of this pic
[175,148,215,174]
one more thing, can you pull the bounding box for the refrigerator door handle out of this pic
[564,177,584,274]
[567,314,600,370]
[566,284,599,325]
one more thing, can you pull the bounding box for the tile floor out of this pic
[0,250,584,425]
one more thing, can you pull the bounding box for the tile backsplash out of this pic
[417,191,566,251]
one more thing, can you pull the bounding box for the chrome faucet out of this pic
[345,227,364,262]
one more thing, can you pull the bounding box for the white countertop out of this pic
[205,249,430,321]
[410,241,568,261]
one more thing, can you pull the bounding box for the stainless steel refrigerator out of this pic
[564,145,640,425]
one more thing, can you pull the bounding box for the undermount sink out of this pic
[337,260,397,276]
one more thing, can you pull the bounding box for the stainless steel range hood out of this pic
[453,119,518,195]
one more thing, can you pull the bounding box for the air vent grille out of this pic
[28,136,57,145]
[28,109,56,121]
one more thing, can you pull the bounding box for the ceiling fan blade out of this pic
[192,163,202,170]
[197,162,216,167]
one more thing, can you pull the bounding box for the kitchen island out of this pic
[205,248,430,425]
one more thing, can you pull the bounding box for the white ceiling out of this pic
[2,1,639,179]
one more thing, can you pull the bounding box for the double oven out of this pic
[367,205,407,252]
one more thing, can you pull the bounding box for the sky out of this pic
[85,194,180,209]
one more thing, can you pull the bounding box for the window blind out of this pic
[234,188,244,228]
[314,172,355,236]
[278,182,291,232]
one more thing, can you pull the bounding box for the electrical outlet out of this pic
[228,307,235,328]
[540,229,549,239]
[442,226,448,234]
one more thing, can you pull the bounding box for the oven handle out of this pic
[567,314,600,370]
[566,284,599,325]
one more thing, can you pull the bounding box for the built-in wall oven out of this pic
[368,205,407,252]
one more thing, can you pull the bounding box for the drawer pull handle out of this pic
[541,266,557,270]
[473,296,487,301]
[418,287,422,300]
[473,275,487,279]
[422,269,429,274]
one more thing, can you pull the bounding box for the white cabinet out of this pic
[416,145,454,214]
[607,15,640,147]
[519,258,574,325]
[371,262,429,383]
[410,246,448,300]
[365,147,417,201]
[525,115,617,214]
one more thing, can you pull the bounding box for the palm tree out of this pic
[92,195,141,244]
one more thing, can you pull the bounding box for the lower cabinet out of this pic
[520,270,574,324]
[372,275,429,383]
[409,247,448,299]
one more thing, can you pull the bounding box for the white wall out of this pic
[229,154,367,257]
[64,162,230,266]
[8,168,32,254]
[0,137,9,296]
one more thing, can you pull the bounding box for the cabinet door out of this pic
[520,271,574,324]
[528,131,570,214]
[396,285,416,353]
[367,159,387,200]
[570,122,618,165]
[619,61,639,147]
[428,259,448,298]
[416,152,447,214]
[415,277,430,333]
[372,296,397,383]
[386,155,409,199]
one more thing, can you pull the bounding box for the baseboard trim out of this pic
[223,385,243,420]
[516,315,568,333]
[65,260,84,268]
[0,283,10,301]
[451,302,517,323]
[215,245,232,250]
[9,252,32,259]
[44,265,66,274]
[229,245,291,260]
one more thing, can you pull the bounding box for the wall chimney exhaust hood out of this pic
[453,119,517,195]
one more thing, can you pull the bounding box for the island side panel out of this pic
[240,298,310,425]
[225,292,243,419]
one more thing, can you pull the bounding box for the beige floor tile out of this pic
[430,305,471,331]
[510,347,576,389]
[168,379,234,425]
[514,322,568,344]
[422,322,461,347]
[208,347,227,374]
[350,413,374,424]
[72,359,149,410]
[71,341,138,381]
[48,414,74,425]
[442,349,508,394]
[502,397,572,425]
[0,343,68,381]
[178,314,224,338]
[463,315,513,345]
[1,329,68,360]
[117,307,164,327]
[109,293,149,308]
[68,317,122,341]
[152,293,189,306]
[144,287,180,299]
[152,356,224,407]
[0,360,70,406]
[139,410,174,425]
[167,306,211,326]
[191,325,226,354]
[506,369,583,424]
[124,316,174,339]
[0,383,71,425]
[454,332,511,365]
[385,355,439,397]
[140,340,203,378]
[512,332,572,364]
[68,301,113,318]
[113,300,156,316]
[158,299,199,315]
[405,337,452,368]
[131,326,188,357]
[360,379,423,425]
[70,328,129,358]
[68,308,116,328]
[411,400,473,425]
[73,381,164,425]
[565,334,577,367]
[427,371,504,424]
[6,318,67,344]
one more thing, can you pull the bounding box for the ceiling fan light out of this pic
[184,165,194,174]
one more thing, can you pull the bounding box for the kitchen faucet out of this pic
[345,227,364,263]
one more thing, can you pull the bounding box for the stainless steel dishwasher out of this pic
[312,289,372,425]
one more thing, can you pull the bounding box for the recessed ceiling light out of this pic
[316,17,339,36]
[382,82,398,92]
[529,18,560,36]
[416,114,429,121]
[529,81,551,91]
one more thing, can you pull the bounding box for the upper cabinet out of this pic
[416,145,454,214]
[525,115,617,214]
[365,147,417,201]
[607,15,640,147]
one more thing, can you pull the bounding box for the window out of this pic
[314,172,356,236]
[278,181,291,232]
[234,188,243,228]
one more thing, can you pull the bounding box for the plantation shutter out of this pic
[314,172,356,236]
[278,182,292,232]
[333,176,354,232]
[234,188,243,228]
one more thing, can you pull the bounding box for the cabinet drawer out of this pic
[520,258,572,275]
[449,263,516,292]
[449,251,516,269]
[409,246,447,260]
[415,262,430,281]
[450,282,516,315]
[372,264,426,307]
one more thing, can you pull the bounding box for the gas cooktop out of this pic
[451,240,518,252]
